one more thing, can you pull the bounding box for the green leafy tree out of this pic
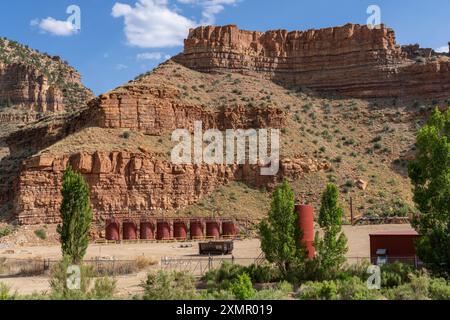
[313,183,348,279]
[57,166,93,264]
[259,180,306,279]
[408,107,450,275]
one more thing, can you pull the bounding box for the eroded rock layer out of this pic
[92,85,286,134]
[16,152,329,224]
[174,24,450,98]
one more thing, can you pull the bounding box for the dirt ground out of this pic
[0,224,413,297]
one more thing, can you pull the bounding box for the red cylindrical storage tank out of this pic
[123,221,138,240]
[295,204,315,258]
[140,221,155,240]
[222,221,237,238]
[206,220,220,239]
[105,220,120,241]
[156,220,171,240]
[190,219,204,239]
[173,220,188,240]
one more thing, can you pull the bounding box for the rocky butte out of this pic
[174,24,450,98]
[3,23,450,226]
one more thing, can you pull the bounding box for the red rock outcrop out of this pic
[15,152,329,224]
[174,24,450,99]
[90,85,286,135]
[0,62,66,113]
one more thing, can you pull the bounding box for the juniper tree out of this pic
[57,166,93,264]
[408,107,450,275]
[313,183,348,280]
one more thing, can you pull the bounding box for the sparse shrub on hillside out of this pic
[0,225,13,238]
[0,283,15,300]
[34,228,47,240]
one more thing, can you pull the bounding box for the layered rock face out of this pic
[175,24,450,99]
[16,152,329,224]
[92,85,286,135]
[0,62,66,114]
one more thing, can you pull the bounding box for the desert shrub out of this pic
[253,281,293,300]
[230,273,255,300]
[0,283,15,300]
[200,289,236,300]
[337,277,381,300]
[142,270,197,300]
[34,228,47,240]
[380,262,416,288]
[90,277,117,300]
[202,262,246,291]
[49,257,116,300]
[0,225,13,238]
[428,277,450,300]
[244,264,281,283]
[298,280,338,300]
[384,274,430,300]
[121,131,131,139]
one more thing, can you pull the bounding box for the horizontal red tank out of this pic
[222,221,237,238]
[295,204,315,258]
[173,221,188,240]
[156,220,171,240]
[206,220,220,239]
[190,219,204,239]
[140,221,155,240]
[105,220,120,241]
[123,221,137,240]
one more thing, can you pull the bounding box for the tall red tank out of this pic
[156,220,171,240]
[173,220,188,240]
[295,204,315,258]
[206,220,220,239]
[190,219,204,239]
[222,221,237,238]
[105,220,120,241]
[123,221,137,240]
[140,221,155,240]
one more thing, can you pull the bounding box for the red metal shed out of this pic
[369,230,420,265]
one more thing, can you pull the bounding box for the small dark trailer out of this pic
[199,241,234,255]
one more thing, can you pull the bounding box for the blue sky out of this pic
[1,0,449,95]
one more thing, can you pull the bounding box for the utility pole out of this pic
[350,196,354,225]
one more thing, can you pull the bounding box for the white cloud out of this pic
[32,17,77,36]
[137,52,163,60]
[112,0,238,48]
[115,64,129,70]
[112,0,196,48]
[435,46,449,53]
[178,0,238,25]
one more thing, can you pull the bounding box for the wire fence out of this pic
[160,256,262,276]
[0,257,158,278]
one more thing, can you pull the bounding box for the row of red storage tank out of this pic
[105,219,238,241]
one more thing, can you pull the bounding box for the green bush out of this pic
[429,277,450,300]
[384,274,430,300]
[230,273,255,300]
[0,225,13,238]
[202,262,246,291]
[252,281,293,300]
[142,270,197,300]
[34,229,47,240]
[244,264,281,283]
[49,257,117,300]
[380,262,416,288]
[298,280,338,300]
[0,283,15,300]
[337,277,381,300]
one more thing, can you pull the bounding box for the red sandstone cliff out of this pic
[174,24,450,99]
